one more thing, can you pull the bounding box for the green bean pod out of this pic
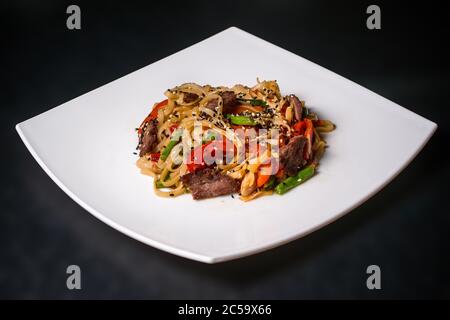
[275,165,315,195]
[160,128,183,161]
[226,115,256,126]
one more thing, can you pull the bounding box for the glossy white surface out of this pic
[16,27,436,263]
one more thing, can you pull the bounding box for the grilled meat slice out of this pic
[181,168,240,200]
[139,119,158,157]
[279,135,307,176]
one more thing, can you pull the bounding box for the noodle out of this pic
[136,80,335,200]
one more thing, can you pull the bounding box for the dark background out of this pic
[2,0,449,299]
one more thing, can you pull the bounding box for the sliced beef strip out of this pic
[203,91,238,114]
[279,135,307,176]
[183,92,199,103]
[205,98,219,111]
[181,168,240,200]
[139,119,158,157]
[220,91,238,114]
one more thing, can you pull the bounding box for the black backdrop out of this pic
[2,0,449,299]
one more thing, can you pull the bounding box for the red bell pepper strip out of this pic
[148,152,160,162]
[186,138,235,172]
[187,141,213,173]
[169,124,179,133]
[304,119,313,159]
[292,120,306,136]
[138,99,168,134]
[304,119,313,140]
[256,163,272,188]
[292,119,313,159]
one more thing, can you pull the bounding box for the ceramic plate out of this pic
[16,27,437,263]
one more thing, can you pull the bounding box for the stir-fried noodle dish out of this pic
[136,79,335,201]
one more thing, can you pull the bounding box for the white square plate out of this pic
[16,27,437,263]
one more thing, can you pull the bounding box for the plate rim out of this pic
[15,26,438,263]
